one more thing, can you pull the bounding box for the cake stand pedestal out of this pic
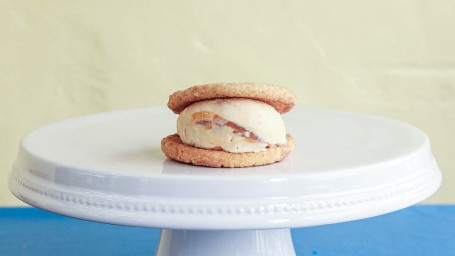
[156,229,295,256]
[9,107,441,256]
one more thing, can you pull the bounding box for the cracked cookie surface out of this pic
[168,82,297,114]
[161,134,295,168]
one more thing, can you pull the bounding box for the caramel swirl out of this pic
[191,111,261,142]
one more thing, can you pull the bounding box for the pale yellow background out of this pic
[1,1,454,205]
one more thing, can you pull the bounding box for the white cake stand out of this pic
[9,107,441,256]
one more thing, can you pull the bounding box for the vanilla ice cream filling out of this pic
[177,99,287,153]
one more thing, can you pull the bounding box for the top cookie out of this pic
[168,82,297,114]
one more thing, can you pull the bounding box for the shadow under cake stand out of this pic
[9,107,441,256]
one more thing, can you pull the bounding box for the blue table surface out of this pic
[1,205,454,256]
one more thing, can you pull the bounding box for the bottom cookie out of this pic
[161,134,295,168]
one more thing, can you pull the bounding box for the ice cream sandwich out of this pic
[161,82,296,168]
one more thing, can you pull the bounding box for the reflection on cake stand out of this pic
[9,107,441,255]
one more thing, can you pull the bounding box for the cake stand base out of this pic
[155,229,295,256]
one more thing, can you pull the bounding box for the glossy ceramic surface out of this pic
[9,107,441,230]
[155,229,295,256]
